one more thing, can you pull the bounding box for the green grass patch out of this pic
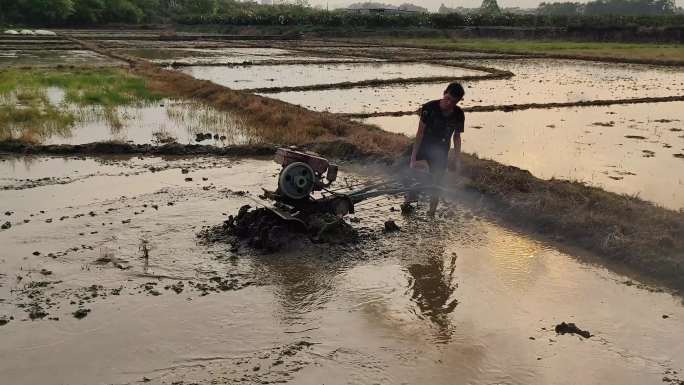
[0,67,164,142]
[379,37,684,62]
[0,67,163,107]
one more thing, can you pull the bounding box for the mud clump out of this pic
[200,205,357,252]
[384,220,400,232]
[555,322,592,338]
[72,308,91,319]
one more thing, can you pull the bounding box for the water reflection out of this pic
[406,253,459,342]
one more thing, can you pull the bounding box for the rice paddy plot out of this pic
[1,99,255,146]
[182,62,487,90]
[268,58,684,114]
[0,49,125,68]
[119,47,359,65]
[361,102,684,210]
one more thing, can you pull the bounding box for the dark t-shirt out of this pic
[416,100,464,163]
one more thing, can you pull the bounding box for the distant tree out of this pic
[347,2,396,9]
[479,0,501,15]
[16,0,75,24]
[103,0,144,22]
[584,0,676,15]
[537,1,582,15]
[398,3,428,12]
[179,0,217,14]
[71,0,106,23]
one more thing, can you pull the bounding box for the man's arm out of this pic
[450,118,464,171]
[410,121,426,168]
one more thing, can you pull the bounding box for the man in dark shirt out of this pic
[407,82,465,216]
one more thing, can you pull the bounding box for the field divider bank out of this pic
[329,38,684,67]
[166,59,390,67]
[244,72,512,94]
[46,35,683,294]
[342,95,684,119]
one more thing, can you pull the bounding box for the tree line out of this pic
[538,0,678,16]
[0,0,682,27]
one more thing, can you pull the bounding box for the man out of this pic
[407,82,465,216]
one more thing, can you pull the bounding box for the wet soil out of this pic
[0,155,683,385]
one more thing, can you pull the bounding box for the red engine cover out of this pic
[274,148,329,175]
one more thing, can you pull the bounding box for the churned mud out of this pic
[1,154,683,385]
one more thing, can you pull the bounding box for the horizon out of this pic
[307,0,684,11]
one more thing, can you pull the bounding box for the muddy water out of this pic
[0,49,125,68]
[295,45,522,60]
[119,47,363,65]
[181,62,485,90]
[1,98,255,146]
[1,155,682,385]
[362,102,684,210]
[267,59,684,114]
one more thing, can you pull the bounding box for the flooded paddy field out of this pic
[362,102,684,210]
[1,33,684,385]
[1,154,683,385]
[0,67,254,146]
[180,62,487,90]
[267,58,684,114]
[117,47,364,65]
[291,44,525,60]
[0,49,125,68]
[1,97,253,146]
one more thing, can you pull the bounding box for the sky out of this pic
[309,0,684,11]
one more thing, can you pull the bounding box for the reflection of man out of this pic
[407,82,465,216]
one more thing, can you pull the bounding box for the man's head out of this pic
[441,82,465,109]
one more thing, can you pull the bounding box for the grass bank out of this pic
[358,37,684,65]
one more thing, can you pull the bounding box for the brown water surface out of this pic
[0,155,682,385]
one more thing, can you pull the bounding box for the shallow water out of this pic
[180,62,486,90]
[267,58,684,114]
[0,155,682,385]
[119,47,363,65]
[362,102,684,210]
[1,98,255,146]
[0,49,124,68]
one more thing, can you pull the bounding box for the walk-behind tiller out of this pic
[262,147,435,228]
[224,147,443,250]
